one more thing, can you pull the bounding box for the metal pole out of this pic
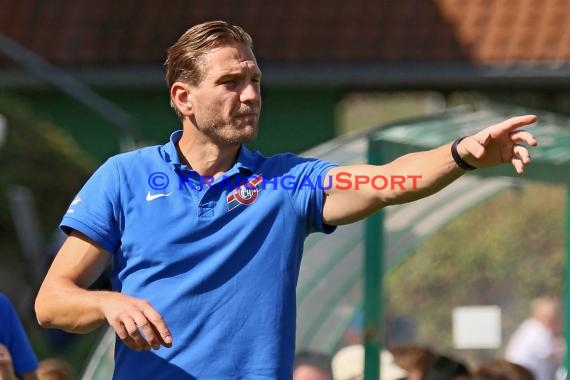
[364,138,384,380]
[564,185,570,371]
[0,33,138,150]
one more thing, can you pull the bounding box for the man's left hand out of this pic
[458,115,538,174]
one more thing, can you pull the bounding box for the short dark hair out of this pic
[165,20,253,89]
[423,354,470,380]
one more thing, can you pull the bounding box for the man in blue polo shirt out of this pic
[35,21,538,379]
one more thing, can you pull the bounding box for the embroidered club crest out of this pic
[227,175,263,211]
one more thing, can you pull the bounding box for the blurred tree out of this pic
[0,94,95,302]
[385,183,564,363]
[0,94,101,375]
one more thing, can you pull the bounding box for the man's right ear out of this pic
[170,82,192,116]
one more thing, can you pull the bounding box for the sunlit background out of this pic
[1,1,569,378]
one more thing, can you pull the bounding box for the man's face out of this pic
[187,43,262,146]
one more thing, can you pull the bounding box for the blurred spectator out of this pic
[505,296,564,380]
[422,354,471,380]
[36,358,74,380]
[293,351,333,380]
[0,344,16,380]
[385,315,417,346]
[389,344,436,380]
[331,344,408,380]
[0,293,38,380]
[472,358,534,380]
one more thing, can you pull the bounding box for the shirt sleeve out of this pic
[280,154,337,235]
[60,157,122,253]
[0,295,39,375]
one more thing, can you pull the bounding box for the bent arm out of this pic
[323,115,538,225]
[35,231,173,351]
[35,231,111,333]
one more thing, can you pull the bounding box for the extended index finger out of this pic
[143,308,172,347]
[494,115,537,135]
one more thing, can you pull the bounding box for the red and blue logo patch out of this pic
[227,175,263,211]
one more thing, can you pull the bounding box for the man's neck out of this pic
[176,130,240,178]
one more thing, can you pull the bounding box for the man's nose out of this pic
[240,82,260,105]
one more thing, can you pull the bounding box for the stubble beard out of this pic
[202,119,258,146]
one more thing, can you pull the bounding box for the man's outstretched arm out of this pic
[35,231,172,351]
[323,115,537,225]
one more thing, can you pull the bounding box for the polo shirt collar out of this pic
[160,130,258,174]
[160,130,184,167]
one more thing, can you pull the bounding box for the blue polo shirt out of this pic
[0,294,39,377]
[61,131,336,379]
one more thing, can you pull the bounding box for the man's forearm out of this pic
[36,274,173,351]
[323,143,467,225]
[35,280,108,334]
[379,143,465,205]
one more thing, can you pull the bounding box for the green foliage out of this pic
[0,94,98,374]
[0,95,95,237]
[385,182,565,362]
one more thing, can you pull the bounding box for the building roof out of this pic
[1,0,570,88]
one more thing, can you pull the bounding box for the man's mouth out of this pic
[235,113,258,118]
